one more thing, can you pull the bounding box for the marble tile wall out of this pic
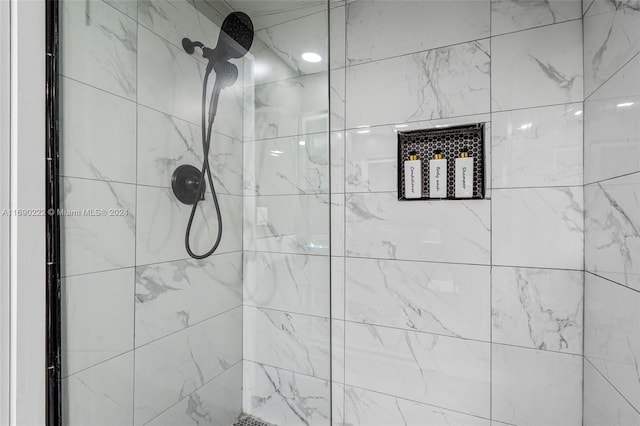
[583,1,640,422]
[330,1,585,425]
[241,3,332,424]
[59,0,243,424]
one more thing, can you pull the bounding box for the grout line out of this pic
[585,170,640,187]
[140,359,244,426]
[58,75,241,142]
[585,270,640,295]
[340,383,494,423]
[343,318,584,358]
[344,18,582,71]
[582,0,595,17]
[60,250,244,280]
[62,305,242,380]
[490,17,584,39]
[247,305,329,321]
[244,250,586,274]
[58,174,244,197]
[244,191,331,197]
[344,185,585,194]
[243,359,329,383]
[341,100,585,133]
[243,129,330,144]
[133,305,243,351]
[584,50,640,101]
[584,357,640,416]
[250,68,330,90]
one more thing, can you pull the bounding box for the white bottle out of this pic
[404,151,422,199]
[455,150,474,198]
[429,151,447,198]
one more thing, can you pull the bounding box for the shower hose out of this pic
[185,66,223,259]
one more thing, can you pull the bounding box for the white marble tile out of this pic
[330,5,346,70]
[346,40,490,128]
[104,0,137,20]
[584,1,640,97]
[346,258,491,340]
[144,363,242,426]
[585,273,640,411]
[243,133,329,196]
[235,2,327,31]
[492,267,583,354]
[330,69,346,131]
[245,38,298,87]
[61,0,137,100]
[60,77,136,184]
[584,54,640,183]
[137,105,243,196]
[331,193,345,257]
[331,256,345,320]
[492,187,584,270]
[60,177,136,277]
[491,0,582,36]
[585,173,640,291]
[251,71,329,140]
[345,193,490,264]
[63,352,134,426]
[330,130,345,194]
[242,361,330,426]
[135,252,242,346]
[134,308,242,426]
[138,0,219,55]
[583,0,595,16]
[492,344,583,426]
[345,0,489,65]
[252,11,328,79]
[136,186,241,265]
[332,382,345,426]
[332,319,345,384]
[583,0,613,17]
[138,26,243,140]
[243,194,330,255]
[243,307,330,379]
[344,386,491,426]
[137,25,202,122]
[346,115,490,193]
[62,268,134,377]
[492,21,583,111]
[584,360,640,426]
[243,251,329,317]
[492,103,583,189]
[345,322,490,417]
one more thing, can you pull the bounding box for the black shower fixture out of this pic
[172,12,254,259]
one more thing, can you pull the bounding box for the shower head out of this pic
[213,60,239,88]
[183,12,253,66]
[214,12,254,61]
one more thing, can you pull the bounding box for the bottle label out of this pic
[461,166,467,189]
[409,166,416,193]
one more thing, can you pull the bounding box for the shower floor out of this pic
[233,414,273,426]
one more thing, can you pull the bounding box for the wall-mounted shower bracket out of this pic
[172,164,205,205]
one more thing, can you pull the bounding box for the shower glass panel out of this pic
[57,0,330,424]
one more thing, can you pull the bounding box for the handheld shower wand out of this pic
[172,12,254,259]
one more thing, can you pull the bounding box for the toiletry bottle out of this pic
[429,150,447,198]
[455,149,474,198]
[404,151,422,199]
